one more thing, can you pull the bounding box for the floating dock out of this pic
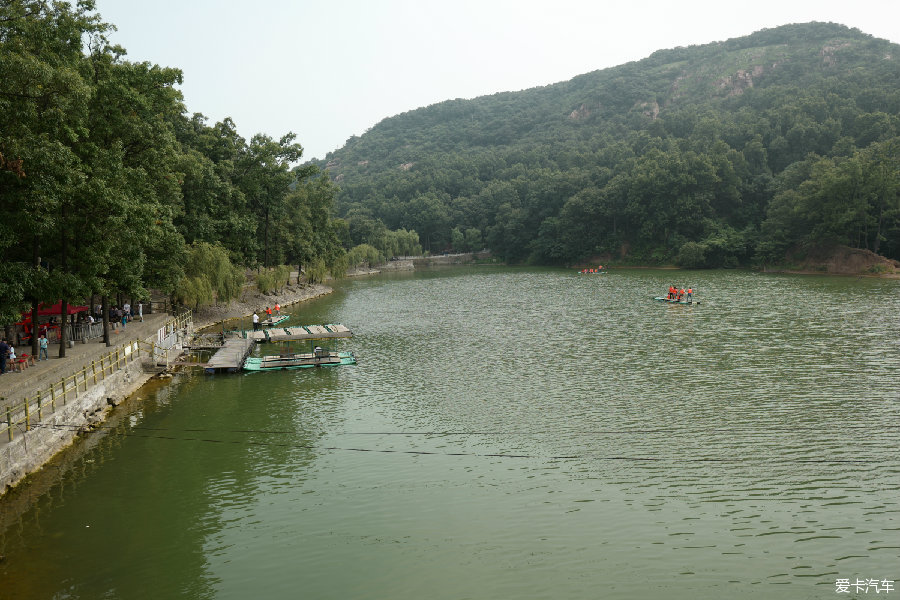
[205,324,353,373]
[204,338,255,373]
[245,324,352,343]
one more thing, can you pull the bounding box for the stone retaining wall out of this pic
[0,354,152,492]
[0,318,187,496]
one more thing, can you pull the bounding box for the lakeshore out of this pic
[0,281,336,498]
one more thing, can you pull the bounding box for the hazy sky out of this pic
[94,0,899,161]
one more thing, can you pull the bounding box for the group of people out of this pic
[666,286,694,301]
[579,265,604,274]
[96,302,144,327]
[252,304,282,331]
[0,334,49,374]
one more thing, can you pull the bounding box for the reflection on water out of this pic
[1,267,898,599]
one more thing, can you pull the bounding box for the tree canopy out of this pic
[0,0,352,333]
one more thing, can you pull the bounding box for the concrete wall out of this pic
[0,320,186,495]
[0,353,153,493]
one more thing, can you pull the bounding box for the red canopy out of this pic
[37,302,90,316]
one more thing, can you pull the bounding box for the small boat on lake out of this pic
[243,349,356,371]
[652,296,700,305]
[261,314,289,327]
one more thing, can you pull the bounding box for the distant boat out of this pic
[652,296,699,305]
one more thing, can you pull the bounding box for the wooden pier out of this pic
[204,324,353,374]
[204,338,255,374]
[245,324,352,343]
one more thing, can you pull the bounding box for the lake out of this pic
[1,267,898,599]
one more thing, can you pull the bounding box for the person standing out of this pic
[138,301,144,322]
[252,312,260,331]
[39,334,49,360]
[686,287,693,302]
[7,346,17,372]
[0,338,8,374]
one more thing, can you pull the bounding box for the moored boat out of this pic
[260,314,290,327]
[243,350,356,371]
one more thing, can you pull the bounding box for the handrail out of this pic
[1,310,192,443]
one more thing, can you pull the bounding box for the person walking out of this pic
[39,333,49,360]
[137,301,144,322]
[0,338,8,374]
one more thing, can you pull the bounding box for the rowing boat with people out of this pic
[652,296,700,305]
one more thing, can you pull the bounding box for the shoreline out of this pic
[191,281,334,331]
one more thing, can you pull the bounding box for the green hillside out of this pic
[313,22,900,266]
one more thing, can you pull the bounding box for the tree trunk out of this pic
[103,295,110,346]
[58,300,68,358]
[58,206,68,358]
[31,301,39,356]
[264,205,270,268]
[31,237,40,355]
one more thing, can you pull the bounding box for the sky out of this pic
[94,0,900,162]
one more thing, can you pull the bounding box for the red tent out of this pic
[37,301,90,316]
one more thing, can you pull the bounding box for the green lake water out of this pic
[1,267,898,599]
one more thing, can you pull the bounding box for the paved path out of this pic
[0,313,171,411]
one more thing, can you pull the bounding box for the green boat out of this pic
[653,296,700,305]
[261,314,290,327]
[243,350,356,371]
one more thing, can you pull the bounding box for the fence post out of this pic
[6,404,12,442]
[92,360,97,384]
[24,398,30,432]
[37,395,43,422]
[50,385,56,411]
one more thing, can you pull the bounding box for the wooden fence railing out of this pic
[1,311,191,443]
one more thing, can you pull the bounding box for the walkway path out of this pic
[0,313,170,411]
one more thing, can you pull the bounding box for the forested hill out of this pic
[312,22,900,266]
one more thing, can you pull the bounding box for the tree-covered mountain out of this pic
[313,22,900,266]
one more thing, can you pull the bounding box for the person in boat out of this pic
[668,285,676,300]
[678,287,685,301]
[686,287,693,302]
[274,303,281,314]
